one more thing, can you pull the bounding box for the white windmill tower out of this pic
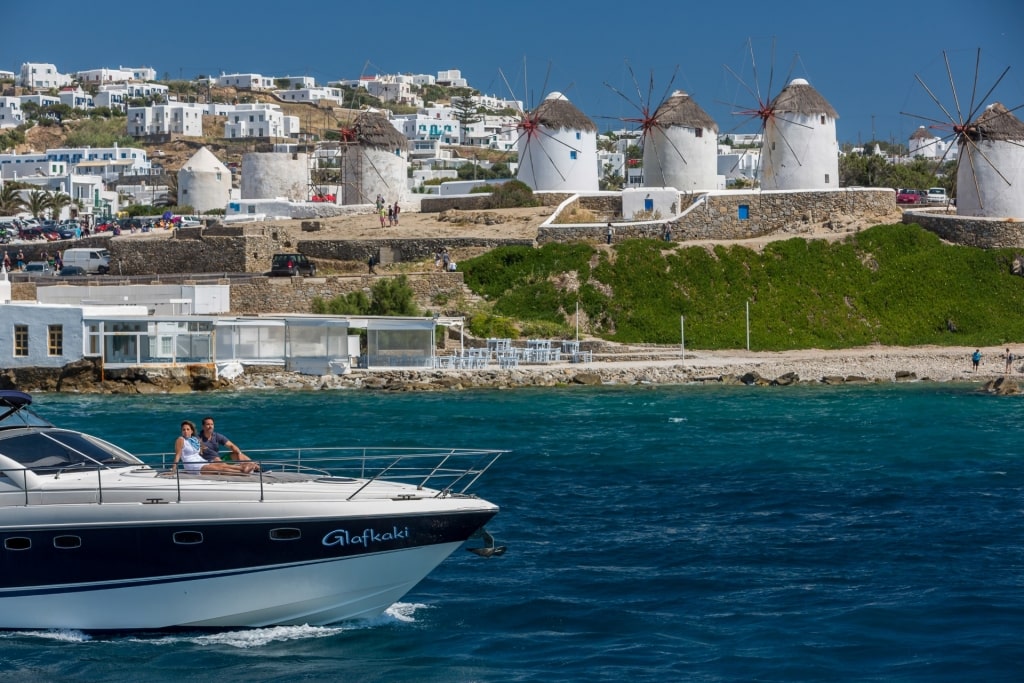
[955,103,1024,218]
[178,147,231,212]
[606,66,720,191]
[903,49,1024,218]
[760,78,839,190]
[723,40,839,190]
[516,92,599,192]
[909,125,941,159]
[337,110,410,206]
[640,91,720,191]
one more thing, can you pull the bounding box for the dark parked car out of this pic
[270,253,317,277]
[57,265,87,277]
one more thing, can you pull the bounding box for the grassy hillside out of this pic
[459,223,1024,350]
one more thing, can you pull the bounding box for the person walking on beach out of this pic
[1005,348,1014,374]
[971,349,982,372]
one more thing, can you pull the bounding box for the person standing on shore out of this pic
[606,223,614,245]
[1004,349,1014,374]
[393,202,400,225]
[972,349,982,372]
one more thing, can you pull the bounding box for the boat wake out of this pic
[1,603,430,648]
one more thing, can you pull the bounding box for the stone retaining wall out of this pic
[539,188,900,244]
[903,210,1024,248]
[421,192,572,213]
[229,272,467,314]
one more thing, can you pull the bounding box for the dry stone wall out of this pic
[903,211,1024,248]
[229,272,466,314]
[539,189,900,244]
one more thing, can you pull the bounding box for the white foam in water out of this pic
[669,417,687,423]
[384,602,429,623]
[6,629,92,643]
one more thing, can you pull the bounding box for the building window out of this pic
[738,205,750,220]
[14,325,28,356]
[824,174,830,184]
[694,128,703,138]
[48,325,63,356]
[570,151,578,160]
[820,115,826,124]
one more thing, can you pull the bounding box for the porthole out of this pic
[4,537,31,551]
[270,528,301,541]
[173,530,204,545]
[53,535,82,549]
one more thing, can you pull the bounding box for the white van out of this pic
[63,248,111,274]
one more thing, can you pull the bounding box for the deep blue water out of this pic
[3,383,1023,682]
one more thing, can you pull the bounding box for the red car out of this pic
[896,189,926,204]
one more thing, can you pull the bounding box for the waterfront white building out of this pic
[275,87,346,106]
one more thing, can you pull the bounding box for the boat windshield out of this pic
[0,391,53,431]
[0,429,143,474]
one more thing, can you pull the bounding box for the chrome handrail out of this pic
[0,448,505,506]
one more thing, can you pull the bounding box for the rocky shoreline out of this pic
[3,345,1022,395]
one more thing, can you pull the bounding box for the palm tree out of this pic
[48,191,72,221]
[0,183,24,215]
[25,189,51,220]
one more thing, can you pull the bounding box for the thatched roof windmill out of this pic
[902,49,1024,217]
[336,109,409,206]
[606,65,720,191]
[722,39,840,190]
[515,91,599,192]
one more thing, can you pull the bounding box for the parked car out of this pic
[56,225,77,240]
[23,261,53,276]
[896,189,926,204]
[926,187,949,204]
[57,265,87,277]
[270,253,317,277]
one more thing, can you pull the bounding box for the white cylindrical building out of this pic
[909,125,941,159]
[338,111,409,206]
[177,147,231,213]
[240,152,308,201]
[643,91,719,191]
[762,78,839,191]
[956,103,1024,218]
[517,92,598,192]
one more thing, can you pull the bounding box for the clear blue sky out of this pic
[5,0,1022,146]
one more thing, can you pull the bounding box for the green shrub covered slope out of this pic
[459,224,1024,350]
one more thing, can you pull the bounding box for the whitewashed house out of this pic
[215,73,275,90]
[76,67,135,85]
[94,86,127,111]
[224,104,298,139]
[18,63,72,90]
[0,97,23,129]
[127,103,205,137]
[58,86,93,110]
[436,69,468,87]
[274,76,316,89]
[275,87,346,106]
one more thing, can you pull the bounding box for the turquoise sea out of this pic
[2,383,1023,682]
